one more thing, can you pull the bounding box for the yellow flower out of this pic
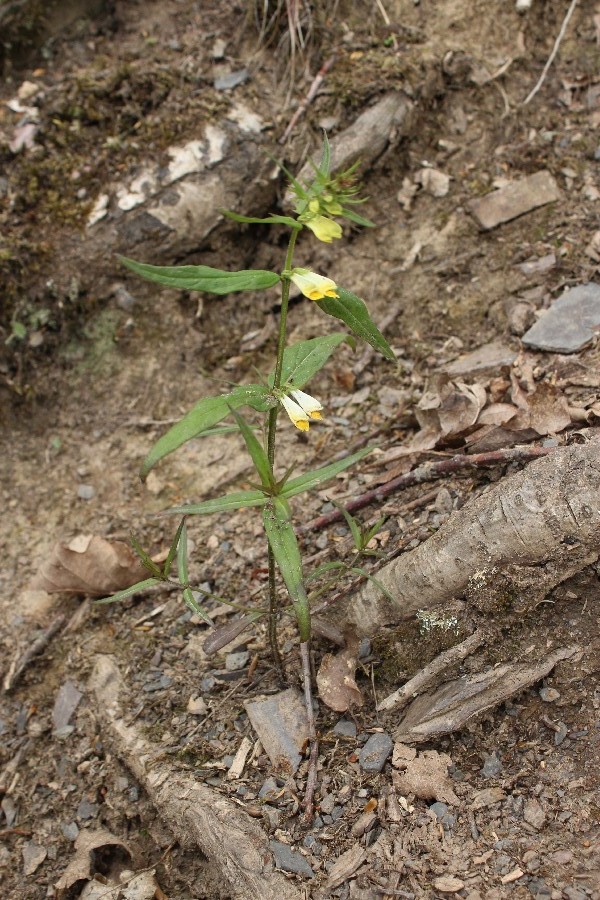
[280,389,324,431]
[290,268,339,302]
[305,215,343,243]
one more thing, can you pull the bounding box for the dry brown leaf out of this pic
[31,535,148,596]
[316,632,364,713]
[55,828,131,895]
[392,749,460,804]
[410,376,487,449]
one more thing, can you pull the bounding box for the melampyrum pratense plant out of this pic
[98,135,395,816]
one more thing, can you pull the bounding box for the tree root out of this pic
[326,438,600,634]
[89,656,303,900]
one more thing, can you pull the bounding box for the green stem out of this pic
[266,228,299,671]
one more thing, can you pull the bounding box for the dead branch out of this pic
[3,615,66,692]
[279,54,336,143]
[303,444,553,532]
[326,438,600,635]
[377,629,486,712]
[523,0,579,105]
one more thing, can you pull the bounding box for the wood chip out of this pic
[227,737,253,780]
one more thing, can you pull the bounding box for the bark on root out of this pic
[88,655,303,900]
[331,439,600,635]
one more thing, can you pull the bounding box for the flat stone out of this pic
[76,799,99,820]
[61,822,79,841]
[214,69,249,91]
[445,339,517,375]
[333,719,357,738]
[523,798,546,829]
[258,777,279,800]
[187,695,207,716]
[481,751,503,777]
[550,849,573,865]
[467,170,560,230]
[522,283,600,353]
[244,688,309,774]
[269,840,314,878]
[77,484,95,500]
[358,732,393,773]
[22,841,47,876]
[52,681,83,731]
[433,875,465,892]
[430,801,449,819]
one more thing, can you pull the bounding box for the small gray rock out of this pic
[358,732,393,773]
[523,798,546,829]
[319,793,335,815]
[52,681,83,731]
[142,674,172,692]
[269,840,314,878]
[214,69,249,91]
[539,687,560,702]
[245,689,309,775]
[76,799,99,820]
[225,651,250,671]
[22,841,47,876]
[429,801,449,819]
[258,777,279,800]
[522,282,600,353]
[467,170,560,230]
[333,719,357,738]
[61,822,79,841]
[77,484,95,500]
[481,751,503,777]
[554,722,568,746]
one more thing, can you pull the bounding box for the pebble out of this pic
[302,834,323,855]
[269,840,314,878]
[550,850,573,865]
[563,889,588,900]
[553,722,568,746]
[200,675,216,692]
[214,69,249,91]
[77,799,99,820]
[522,282,600,353]
[333,719,357,738]
[523,798,546,829]
[433,875,465,892]
[77,484,95,500]
[430,801,449,819]
[481,751,503,777]
[320,793,336,815]
[52,681,83,731]
[142,674,172,692]
[187,695,207,716]
[61,822,79,841]
[358,732,393,773]
[540,687,560,702]
[225,651,249,671]
[528,877,552,898]
[245,688,309,774]
[258,777,279,800]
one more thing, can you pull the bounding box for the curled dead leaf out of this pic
[30,535,148,596]
[316,632,364,713]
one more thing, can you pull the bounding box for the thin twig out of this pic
[377,629,486,712]
[523,0,579,105]
[3,615,66,692]
[303,445,553,532]
[279,54,337,143]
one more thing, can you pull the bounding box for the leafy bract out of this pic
[281,447,372,499]
[277,334,353,390]
[178,521,212,625]
[140,384,271,480]
[166,489,267,516]
[95,577,161,605]
[263,497,310,640]
[221,210,301,229]
[316,287,395,361]
[119,256,280,294]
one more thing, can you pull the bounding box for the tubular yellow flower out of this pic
[290,268,339,302]
[305,215,343,243]
[290,389,323,420]
[280,394,310,432]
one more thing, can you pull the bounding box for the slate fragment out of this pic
[269,841,314,878]
[467,170,560,230]
[244,689,309,774]
[358,732,393,772]
[52,681,83,731]
[522,283,600,353]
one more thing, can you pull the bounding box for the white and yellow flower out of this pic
[290,268,339,302]
[280,389,324,431]
[304,215,343,243]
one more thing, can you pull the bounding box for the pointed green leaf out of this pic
[281,447,373,499]
[316,287,395,361]
[306,560,346,582]
[317,131,331,180]
[130,533,162,577]
[221,210,301,229]
[362,516,388,548]
[341,208,375,227]
[331,500,362,549]
[263,497,309,639]
[166,489,267,516]
[178,521,213,625]
[119,256,281,294]
[95,577,161,604]
[163,518,186,577]
[349,567,397,605]
[230,408,274,490]
[276,334,353,390]
[140,385,269,479]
